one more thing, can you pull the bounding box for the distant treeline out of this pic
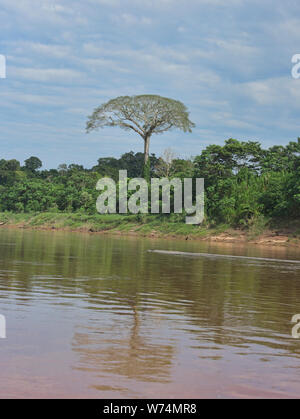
[1,138,300,227]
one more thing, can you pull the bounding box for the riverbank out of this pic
[0,212,299,247]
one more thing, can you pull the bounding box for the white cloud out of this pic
[242,76,300,109]
[116,13,153,25]
[6,41,71,58]
[10,67,84,82]
[0,0,87,27]
[1,0,300,167]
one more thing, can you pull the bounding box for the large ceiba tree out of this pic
[86,95,195,174]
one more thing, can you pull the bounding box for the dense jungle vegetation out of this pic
[1,138,300,230]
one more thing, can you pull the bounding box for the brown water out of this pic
[0,229,300,399]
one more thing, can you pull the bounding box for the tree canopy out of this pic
[24,156,42,172]
[86,95,195,175]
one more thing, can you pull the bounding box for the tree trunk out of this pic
[144,135,150,165]
[143,135,151,181]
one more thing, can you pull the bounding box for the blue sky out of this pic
[1,0,300,169]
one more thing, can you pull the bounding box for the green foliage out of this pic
[86,95,195,135]
[24,156,42,172]
[86,94,195,170]
[0,138,299,230]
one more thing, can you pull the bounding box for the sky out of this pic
[1,0,300,169]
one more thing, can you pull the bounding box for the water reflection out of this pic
[0,228,300,398]
[73,305,174,384]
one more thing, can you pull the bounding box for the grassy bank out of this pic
[0,212,212,236]
[1,212,300,247]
